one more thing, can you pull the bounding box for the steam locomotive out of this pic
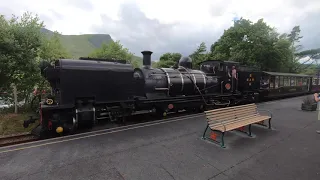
[24,50,313,138]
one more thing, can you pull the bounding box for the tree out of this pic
[156,53,182,68]
[189,42,208,68]
[287,26,303,52]
[89,40,134,62]
[0,12,45,113]
[0,12,70,113]
[294,48,320,74]
[285,26,304,72]
[39,31,71,63]
[209,18,296,72]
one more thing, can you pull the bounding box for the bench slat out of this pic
[204,105,256,116]
[205,107,256,117]
[207,113,258,125]
[210,116,270,132]
[208,114,259,126]
[204,103,256,113]
[206,107,257,120]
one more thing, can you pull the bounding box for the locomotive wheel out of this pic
[117,116,127,125]
[154,107,166,118]
[197,106,205,113]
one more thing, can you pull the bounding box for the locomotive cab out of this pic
[199,60,239,94]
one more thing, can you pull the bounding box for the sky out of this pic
[1,0,320,60]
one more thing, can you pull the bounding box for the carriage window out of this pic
[290,77,296,86]
[284,77,289,86]
[275,76,279,88]
[297,78,302,86]
[303,78,307,85]
[270,76,275,89]
[279,76,284,87]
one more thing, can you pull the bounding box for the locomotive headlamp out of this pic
[46,98,54,105]
[163,112,167,117]
[56,127,63,133]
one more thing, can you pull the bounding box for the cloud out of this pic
[295,11,320,50]
[1,0,320,60]
[92,3,227,59]
[66,0,94,11]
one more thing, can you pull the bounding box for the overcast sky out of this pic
[1,0,319,60]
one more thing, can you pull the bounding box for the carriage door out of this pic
[308,77,312,92]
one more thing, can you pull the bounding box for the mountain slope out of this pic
[59,34,113,58]
[41,28,142,62]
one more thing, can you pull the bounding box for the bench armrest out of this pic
[257,109,273,119]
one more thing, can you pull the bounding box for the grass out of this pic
[0,113,38,136]
[0,106,39,136]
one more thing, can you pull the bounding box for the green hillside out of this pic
[41,28,143,63]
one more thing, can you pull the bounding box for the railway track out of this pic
[0,133,39,147]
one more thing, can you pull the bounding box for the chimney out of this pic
[141,51,153,68]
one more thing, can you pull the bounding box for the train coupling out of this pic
[23,116,37,128]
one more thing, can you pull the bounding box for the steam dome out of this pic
[178,56,192,69]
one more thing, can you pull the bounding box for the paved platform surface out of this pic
[1,96,320,180]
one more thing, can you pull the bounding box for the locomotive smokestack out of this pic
[141,51,153,68]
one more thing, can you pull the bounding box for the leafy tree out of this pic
[189,42,208,68]
[296,48,320,59]
[287,26,303,52]
[294,48,320,74]
[0,12,44,112]
[40,31,71,63]
[209,18,296,72]
[155,53,182,68]
[284,26,304,71]
[151,61,159,68]
[0,12,70,113]
[89,40,134,62]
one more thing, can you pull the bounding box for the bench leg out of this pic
[268,118,272,129]
[202,124,209,139]
[210,130,225,148]
[202,126,226,148]
[235,125,252,137]
[220,132,225,148]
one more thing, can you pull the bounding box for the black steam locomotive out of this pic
[26,50,315,138]
[25,50,260,137]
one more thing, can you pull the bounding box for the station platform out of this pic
[1,96,320,180]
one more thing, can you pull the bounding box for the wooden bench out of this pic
[202,103,272,148]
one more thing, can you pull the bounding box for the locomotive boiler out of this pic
[133,51,219,100]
